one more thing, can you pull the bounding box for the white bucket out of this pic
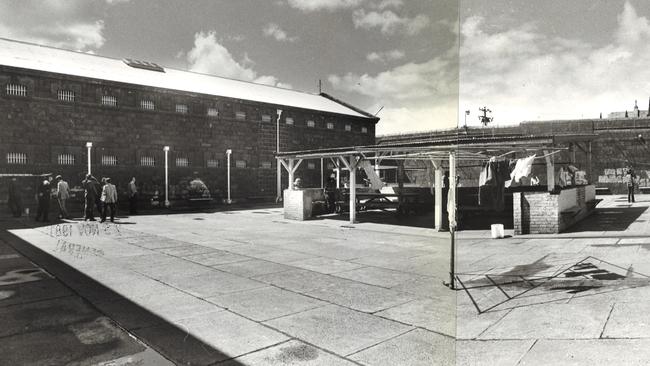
[491,224,505,239]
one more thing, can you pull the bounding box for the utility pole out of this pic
[478,106,493,127]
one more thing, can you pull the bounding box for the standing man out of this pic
[100,177,117,223]
[35,178,52,222]
[82,174,98,221]
[626,168,636,203]
[127,177,138,215]
[55,175,70,219]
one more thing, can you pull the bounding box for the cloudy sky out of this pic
[0,0,458,135]
[461,0,650,126]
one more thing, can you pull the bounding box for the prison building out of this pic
[0,38,378,205]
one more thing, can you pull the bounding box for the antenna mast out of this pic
[478,106,493,127]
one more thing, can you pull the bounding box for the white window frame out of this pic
[6,152,27,164]
[285,117,294,125]
[175,157,189,167]
[261,114,271,122]
[326,122,334,130]
[175,104,188,114]
[101,95,117,107]
[6,84,26,96]
[345,124,352,132]
[361,126,368,134]
[207,159,220,168]
[101,155,118,166]
[260,161,272,169]
[207,107,219,117]
[235,111,246,120]
[58,90,75,102]
[140,156,155,167]
[307,162,316,170]
[307,120,315,128]
[140,100,155,110]
[57,154,75,165]
[235,160,247,168]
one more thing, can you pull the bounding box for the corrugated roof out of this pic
[0,38,376,120]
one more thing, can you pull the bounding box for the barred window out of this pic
[175,104,188,114]
[101,155,118,166]
[326,122,334,130]
[235,160,247,168]
[175,157,189,167]
[140,100,155,110]
[285,117,294,125]
[307,120,315,128]
[235,111,246,120]
[207,159,220,168]
[261,114,271,122]
[58,90,75,102]
[344,124,352,132]
[207,107,219,117]
[140,156,155,167]
[6,84,26,96]
[7,152,27,164]
[260,161,272,169]
[307,162,316,170]
[58,154,75,165]
[361,126,368,134]
[101,95,117,107]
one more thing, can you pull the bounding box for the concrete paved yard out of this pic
[456,195,650,365]
[8,208,454,365]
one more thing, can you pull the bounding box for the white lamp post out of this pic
[276,109,282,202]
[226,149,232,204]
[86,142,92,175]
[163,146,170,207]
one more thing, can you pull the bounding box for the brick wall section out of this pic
[514,186,595,234]
[0,67,376,203]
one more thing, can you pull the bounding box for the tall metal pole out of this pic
[226,149,232,204]
[276,109,283,202]
[163,146,170,207]
[86,142,92,175]
[447,151,457,289]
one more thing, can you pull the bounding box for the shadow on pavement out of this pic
[3,227,246,366]
[565,206,648,232]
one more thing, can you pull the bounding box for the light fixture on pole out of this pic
[163,146,170,208]
[226,149,232,204]
[464,110,470,127]
[86,142,92,175]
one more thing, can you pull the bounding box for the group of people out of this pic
[29,174,139,222]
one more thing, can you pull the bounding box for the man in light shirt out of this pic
[100,177,118,223]
[55,175,70,219]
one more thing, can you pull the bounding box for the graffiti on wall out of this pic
[598,168,650,186]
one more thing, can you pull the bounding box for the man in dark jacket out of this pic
[35,178,51,222]
[82,174,100,221]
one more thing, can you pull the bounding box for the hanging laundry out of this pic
[478,158,511,211]
[507,155,536,186]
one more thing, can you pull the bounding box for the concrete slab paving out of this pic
[213,259,294,278]
[519,339,650,365]
[264,304,413,356]
[456,340,535,366]
[221,340,358,366]
[166,269,268,297]
[287,256,365,274]
[375,297,455,336]
[206,286,327,321]
[332,266,417,288]
[478,302,613,340]
[348,329,454,366]
[601,302,650,338]
[173,310,289,360]
[304,281,415,313]
[183,250,252,266]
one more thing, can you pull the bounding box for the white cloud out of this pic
[328,50,458,133]
[459,1,650,126]
[352,9,429,35]
[263,23,298,42]
[187,31,292,89]
[105,0,130,4]
[286,0,364,12]
[0,1,105,51]
[366,49,405,63]
[373,0,403,10]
